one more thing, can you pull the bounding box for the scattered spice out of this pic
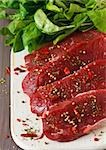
[22,120,26,123]
[21,127,42,139]
[41,49,49,55]
[22,100,26,103]
[17,118,21,122]
[45,142,49,145]
[14,72,19,75]
[0,78,6,84]
[5,67,11,75]
[98,131,104,136]
[94,137,99,141]
[21,133,37,138]
[14,67,26,75]
[57,45,60,48]
[20,65,26,69]
[22,123,29,126]
[14,67,26,73]
[98,134,102,137]
[64,67,70,75]
[17,91,20,93]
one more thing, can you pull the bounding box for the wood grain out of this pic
[0,20,22,150]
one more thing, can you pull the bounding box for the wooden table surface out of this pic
[0,21,22,150]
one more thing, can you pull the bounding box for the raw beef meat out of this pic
[25,30,105,71]
[43,89,106,142]
[30,60,106,115]
[22,40,105,96]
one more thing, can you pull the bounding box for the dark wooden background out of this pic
[0,21,22,150]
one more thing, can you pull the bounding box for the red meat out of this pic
[43,89,106,142]
[30,60,106,115]
[25,30,105,71]
[22,38,105,96]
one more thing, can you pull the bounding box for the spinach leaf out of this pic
[22,22,41,47]
[0,27,11,35]
[0,9,6,19]
[19,3,28,19]
[19,0,28,4]
[46,1,62,13]
[13,30,24,52]
[5,35,14,46]
[27,38,42,53]
[85,0,96,8]
[8,19,31,34]
[1,0,19,9]
[64,3,86,20]
[53,13,88,44]
[96,0,106,9]
[0,0,106,53]
[88,8,106,33]
[55,0,67,9]
[34,9,75,35]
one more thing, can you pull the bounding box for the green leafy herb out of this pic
[46,1,62,13]
[22,22,41,47]
[0,8,6,19]
[88,8,106,33]
[13,30,24,52]
[0,0,106,53]
[53,13,88,44]
[34,9,75,35]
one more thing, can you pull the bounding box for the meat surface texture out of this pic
[25,30,105,71]
[22,31,106,96]
[30,60,106,115]
[43,89,106,142]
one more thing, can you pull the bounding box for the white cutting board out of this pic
[11,50,106,150]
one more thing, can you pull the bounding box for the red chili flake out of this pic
[88,71,93,80]
[6,67,11,75]
[94,137,99,141]
[73,109,80,118]
[41,49,49,55]
[72,126,77,134]
[22,123,29,126]
[14,72,19,75]
[17,118,21,122]
[21,133,37,138]
[64,67,70,75]
[42,111,49,118]
[83,125,92,134]
[14,67,26,73]
[82,78,86,84]
[20,65,26,69]
[42,112,47,119]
